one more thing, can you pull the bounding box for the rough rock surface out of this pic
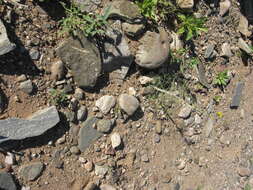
[0,19,15,56]
[56,34,101,88]
[0,172,17,190]
[176,0,194,9]
[135,28,169,69]
[19,162,44,181]
[95,95,116,114]
[118,94,140,116]
[0,106,59,144]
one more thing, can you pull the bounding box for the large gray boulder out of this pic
[56,34,101,88]
[0,106,59,144]
[0,19,15,56]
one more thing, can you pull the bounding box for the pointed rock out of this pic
[0,19,15,56]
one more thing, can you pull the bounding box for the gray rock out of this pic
[176,0,194,9]
[230,82,244,109]
[136,28,169,69]
[219,0,231,16]
[118,94,140,116]
[95,95,116,114]
[205,118,214,137]
[102,26,134,82]
[221,43,233,58]
[50,60,65,81]
[74,88,84,100]
[19,80,33,94]
[73,0,101,12]
[0,106,59,144]
[204,44,215,59]
[97,119,112,133]
[178,104,192,119]
[19,162,44,181]
[154,134,160,143]
[0,172,17,190]
[0,19,15,56]
[95,165,109,177]
[70,146,80,155]
[56,34,101,88]
[197,62,211,88]
[238,14,252,37]
[122,22,145,37]
[238,38,253,55]
[78,117,102,152]
[105,0,143,23]
[77,106,87,121]
[29,49,40,60]
[111,132,121,148]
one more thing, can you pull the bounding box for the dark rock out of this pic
[102,26,134,82]
[230,82,244,109]
[56,34,101,88]
[0,172,17,190]
[19,162,44,181]
[0,89,5,113]
[0,19,15,56]
[78,117,102,152]
[197,62,211,88]
[63,83,74,94]
[0,106,59,144]
[29,49,40,60]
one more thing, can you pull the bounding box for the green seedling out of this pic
[177,14,208,41]
[213,95,222,105]
[136,0,158,21]
[188,57,200,68]
[49,89,68,107]
[214,70,230,89]
[245,184,252,190]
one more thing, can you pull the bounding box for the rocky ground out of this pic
[0,0,253,189]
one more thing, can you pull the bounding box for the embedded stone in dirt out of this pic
[221,43,233,58]
[77,106,88,121]
[118,94,140,116]
[56,34,101,88]
[230,82,244,109]
[0,172,17,190]
[97,119,112,133]
[176,0,194,9]
[238,14,252,37]
[19,80,34,94]
[19,162,44,181]
[238,167,251,177]
[95,95,116,114]
[105,0,143,23]
[135,28,169,69]
[0,106,59,144]
[111,132,121,148]
[0,19,15,56]
[204,118,214,137]
[238,38,253,55]
[178,104,192,119]
[94,164,109,177]
[50,60,65,81]
[78,117,102,152]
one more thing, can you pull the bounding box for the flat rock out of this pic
[105,0,143,23]
[73,0,101,12]
[95,165,109,177]
[204,44,215,59]
[0,19,15,56]
[197,62,211,88]
[111,132,121,148]
[118,94,140,116]
[97,119,112,133]
[238,14,252,37]
[221,43,233,58]
[176,0,194,9]
[19,80,33,94]
[0,172,17,190]
[56,34,101,88]
[230,82,244,109]
[95,95,116,114]
[136,28,169,69]
[238,38,253,55]
[102,25,134,82]
[19,162,44,181]
[78,117,102,152]
[0,106,59,144]
[205,118,214,137]
[122,22,145,37]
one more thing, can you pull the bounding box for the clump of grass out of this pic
[214,70,230,89]
[177,14,208,41]
[49,89,68,107]
[60,3,110,38]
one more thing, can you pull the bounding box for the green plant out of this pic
[188,57,200,68]
[60,3,110,37]
[245,184,252,190]
[213,95,222,104]
[136,0,158,21]
[177,14,208,41]
[214,70,230,89]
[49,89,68,106]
